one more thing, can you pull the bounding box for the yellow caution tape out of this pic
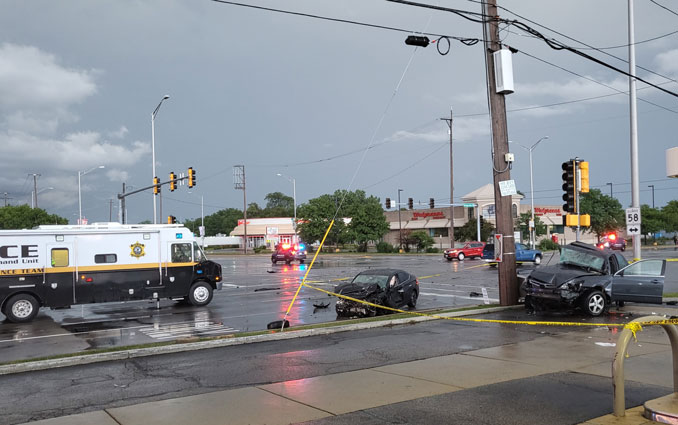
[299,281,678,334]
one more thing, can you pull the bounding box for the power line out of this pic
[209,0,482,45]
[649,0,678,17]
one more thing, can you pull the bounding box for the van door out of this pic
[44,243,76,307]
[164,242,194,298]
[611,259,665,304]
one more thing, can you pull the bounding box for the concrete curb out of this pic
[0,305,520,376]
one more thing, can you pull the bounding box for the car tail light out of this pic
[416,279,419,286]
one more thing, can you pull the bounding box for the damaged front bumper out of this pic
[335,298,379,317]
[523,281,584,308]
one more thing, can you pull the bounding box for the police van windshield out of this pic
[193,242,206,262]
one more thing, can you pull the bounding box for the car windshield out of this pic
[352,273,390,289]
[559,246,605,272]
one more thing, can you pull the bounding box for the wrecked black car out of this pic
[335,269,419,317]
[522,242,665,317]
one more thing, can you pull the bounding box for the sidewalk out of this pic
[18,305,678,425]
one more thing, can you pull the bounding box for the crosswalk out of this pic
[138,321,239,340]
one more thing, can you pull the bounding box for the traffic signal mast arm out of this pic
[117,175,189,200]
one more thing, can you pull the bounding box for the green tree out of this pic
[345,193,389,251]
[640,204,664,244]
[184,208,244,236]
[406,230,434,252]
[455,217,494,242]
[578,189,624,240]
[296,194,347,246]
[0,205,68,229]
[662,200,678,233]
[516,212,547,243]
[264,191,294,217]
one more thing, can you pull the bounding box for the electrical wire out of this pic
[209,0,482,45]
[361,141,448,189]
[649,0,678,18]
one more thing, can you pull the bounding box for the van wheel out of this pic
[4,294,39,323]
[581,290,606,317]
[188,282,213,307]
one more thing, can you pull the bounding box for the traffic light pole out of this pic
[117,175,188,223]
[483,0,517,306]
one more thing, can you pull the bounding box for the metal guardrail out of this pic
[612,315,678,417]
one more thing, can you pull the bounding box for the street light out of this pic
[276,173,296,234]
[31,187,54,208]
[512,136,549,250]
[648,184,655,208]
[606,182,613,197]
[151,94,170,224]
[78,166,105,224]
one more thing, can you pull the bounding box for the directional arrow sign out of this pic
[627,225,640,236]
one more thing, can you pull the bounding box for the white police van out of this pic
[0,223,222,323]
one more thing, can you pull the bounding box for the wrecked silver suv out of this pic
[522,242,665,316]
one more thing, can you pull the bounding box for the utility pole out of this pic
[628,0,641,261]
[3,192,10,207]
[109,199,113,222]
[483,0,517,305]
[441,109,455,248]
[234,165,247,254]
[397,188,403,251]
[30,173,40,209]
[648,184,655,208]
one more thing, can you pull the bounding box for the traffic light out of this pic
[385,198,391,209]
[408,198,414,209]
[578,161,589,193]
[188,167,196,188]
[169,172,176,192]
[153,176,160,195]
[429,198,435,209]
[167,215,177,224]
[561,161,576,213]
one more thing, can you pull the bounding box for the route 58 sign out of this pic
[626,207,641,236]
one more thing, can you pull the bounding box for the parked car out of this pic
[482,242,543,265]
[596,233,627,251]
[521,241,665,316]
[444,241,485,261]
[271,243,307,265]
[335,269,419,317]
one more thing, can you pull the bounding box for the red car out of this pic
[444,241,485,261]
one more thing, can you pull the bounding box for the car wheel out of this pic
[285,259,292,265]
[621,246,625,252]
[188,281,214,307]
[458,253,465,261]
[407,290,418,308]
[299,259,305,264]
[272,259,277,264]
[534,255,542,265]
[581,290,606,317]
[446,257,452,262]
[4,293,39,323]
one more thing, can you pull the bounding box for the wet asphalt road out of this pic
[0,249,676,363]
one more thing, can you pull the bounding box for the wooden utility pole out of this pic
[483,0,518,305]
[441,110,454,249]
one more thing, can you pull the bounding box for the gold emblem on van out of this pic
[130,242,145,258]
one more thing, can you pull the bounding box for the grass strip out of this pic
[0,304,497,367]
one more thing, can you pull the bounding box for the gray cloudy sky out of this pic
[1,0,677,224]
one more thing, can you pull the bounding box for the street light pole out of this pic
[514,136,548,250]
[151,95,170,224]
[648,184,655,208]
[607,182,613,197]
[78,166,105,224]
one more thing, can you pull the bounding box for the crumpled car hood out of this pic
[528,264,599,286]
[334,282,383,299]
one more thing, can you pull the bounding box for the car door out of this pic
[611,259,665,304]
[470,243,483,257]
[515,243,529,262]
[386,272,408,308]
